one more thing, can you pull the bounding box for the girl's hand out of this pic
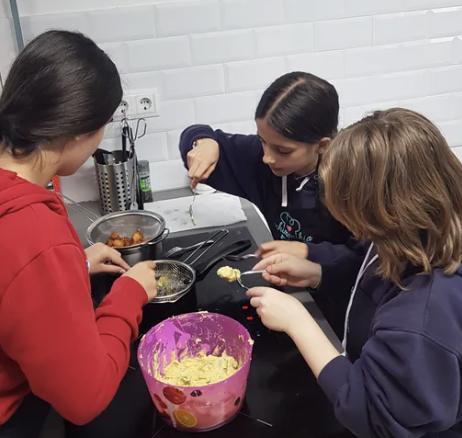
[253,253,321,288]
[256,240,308,259]
[123,261,158,302]
[85,243,130,275]
[247,287,309,335]
[187,138,219,189]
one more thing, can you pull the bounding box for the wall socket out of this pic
[113,88,160,121]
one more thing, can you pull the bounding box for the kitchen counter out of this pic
[67,188,341,350]
[51,190,348,438]
[68,188,274,251]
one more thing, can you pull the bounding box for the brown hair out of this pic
[320,108,462,285]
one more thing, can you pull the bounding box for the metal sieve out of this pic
[152,260,196,304]
[150,229,252,304]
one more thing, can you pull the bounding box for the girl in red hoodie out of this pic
[0,31,157,437]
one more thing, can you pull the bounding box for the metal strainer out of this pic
[150,229,252,304]
[153,260,196,303]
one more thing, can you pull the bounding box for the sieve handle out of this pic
[146,228,170,246]
[194,239,251,281]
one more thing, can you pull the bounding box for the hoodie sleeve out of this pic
[318,329,460,438]
[179,124,264,206]
[0,244,147,425]
[309,239,368,299]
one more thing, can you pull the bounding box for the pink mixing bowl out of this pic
[137,312,253,432]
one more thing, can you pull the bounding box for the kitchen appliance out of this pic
[138,312,253,432]
[86,210,169,266]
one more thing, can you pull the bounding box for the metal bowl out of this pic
[86,210,169,266]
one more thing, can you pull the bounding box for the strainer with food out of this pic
[86,210,169,266]
[152,229,251,304]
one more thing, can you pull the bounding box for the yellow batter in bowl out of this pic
[159,352,239,386]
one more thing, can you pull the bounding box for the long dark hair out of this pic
[0,30,122,157]
[255,72,339,144]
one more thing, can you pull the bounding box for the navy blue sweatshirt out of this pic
[180,125,365,291]
[318,244,462,438]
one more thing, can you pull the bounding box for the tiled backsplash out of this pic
[1,0,462,201]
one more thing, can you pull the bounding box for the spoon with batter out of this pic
[217,266,264,289]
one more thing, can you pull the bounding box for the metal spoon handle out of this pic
[241,270,265,277]
[226,253,258,262]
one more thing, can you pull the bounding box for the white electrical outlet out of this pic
[114,99,129,120]
[133,88,160,118]
[114,89,160,121]
[113,96,136,121]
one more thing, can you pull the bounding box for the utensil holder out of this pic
[94,154,136,215]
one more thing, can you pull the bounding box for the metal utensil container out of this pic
[94,155,135,215]
[86,210,169,266]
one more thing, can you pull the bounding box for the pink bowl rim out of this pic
[137,312,254,389]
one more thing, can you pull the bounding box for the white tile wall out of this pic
[314,17,373,51]
[225,58,287,92]
[344,0,403,17]
[127,36,191,72]
[254,24,314,57]
[190,30,254,65]
[454,37,462,64]
[430,66,462,95]
[0,0,460,200]
[285,0,345,23]
[0,16,15,80]
[161,65,225,99]
[286,51,344,80]
[20,12,90,43]
[453,93,462,119]
[154,1,220,37]
[373,11,430,45]
[221,0,284,30]
[431,7,462,38]
[87,6,156,44]
[194,91,256,124]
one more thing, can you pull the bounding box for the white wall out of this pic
[2,0,462,201]
[0,0,17,87]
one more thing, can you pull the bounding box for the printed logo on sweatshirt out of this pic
[275,212,313,242]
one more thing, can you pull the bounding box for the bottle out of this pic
[138,160,153,203]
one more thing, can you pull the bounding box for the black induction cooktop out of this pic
[90,227,351,438]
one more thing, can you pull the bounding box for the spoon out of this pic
[225,253,258,262]
[163,239,214,259]
[218,268,265,289]
[189,189,197,226]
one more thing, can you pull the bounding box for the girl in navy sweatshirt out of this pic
[180,72,364,335]
[249,108,462,437]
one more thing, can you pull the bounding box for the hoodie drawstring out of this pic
[296,177,310,192]
[281,176,288,207]
[281,175,311,207]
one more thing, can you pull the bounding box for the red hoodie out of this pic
[0,169,147,425]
